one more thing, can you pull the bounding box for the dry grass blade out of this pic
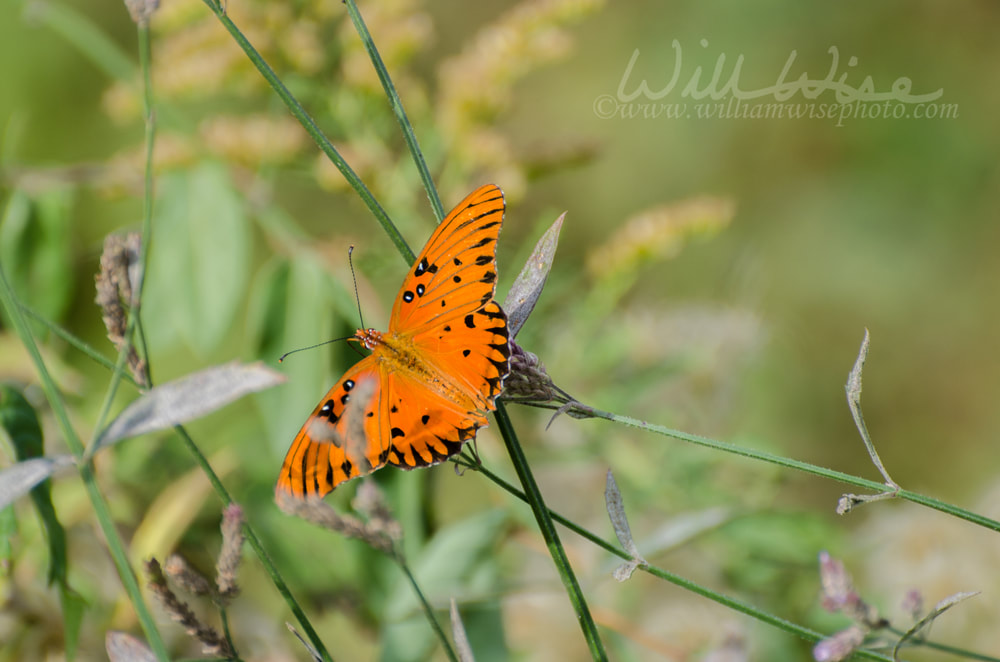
[91,361,285,454]
[450,598,476,662]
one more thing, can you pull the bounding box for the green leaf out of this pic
[250,254,357,451]
[0,189,74,326]
[0,385,70,586]
[144,162,251,356]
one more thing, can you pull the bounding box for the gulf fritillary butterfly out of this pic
[276,184,511,499]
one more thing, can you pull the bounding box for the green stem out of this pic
[19,303,127,379]
[199,0,414,263]
[493,403,608,660]
[395,555,459,662]
[465,459,901,662]
[0,270,170,662]
[342,0,445,223]
[590,410,1000,533]
[885,627,1000,662]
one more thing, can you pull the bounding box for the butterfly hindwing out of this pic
[275,361,388,499]
[381,370,489,470]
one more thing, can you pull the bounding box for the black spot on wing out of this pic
[464,314,475,328]
[391,427,405,439]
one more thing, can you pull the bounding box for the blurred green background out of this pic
[2,0,1000,660]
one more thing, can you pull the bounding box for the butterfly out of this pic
[276,184,511,499]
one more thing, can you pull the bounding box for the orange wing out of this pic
[276,184,511,499]
[275,362,387,499]
[389,184,510,412]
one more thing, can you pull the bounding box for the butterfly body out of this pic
[277,185,510,500]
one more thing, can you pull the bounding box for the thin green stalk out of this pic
[89,21,156,450]
[135,20,156,385]
[464,459,908,662]
[0,270,170,661]
[587,410,1000,533]
[199,0,414,263]
[19,303,126,378]
[493,403,607,660]
[395,556,459,662]
[342,0,445,223]
[885,627,1000,662]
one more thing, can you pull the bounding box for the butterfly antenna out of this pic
[348,245,365,329]
[278,336,354,363]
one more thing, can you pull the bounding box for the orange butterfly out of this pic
[276,185,511,499]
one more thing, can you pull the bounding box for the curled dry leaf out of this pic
[604,469,647,581]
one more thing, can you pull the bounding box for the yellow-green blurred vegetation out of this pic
[2,0,1000,659]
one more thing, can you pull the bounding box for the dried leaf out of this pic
[92,361,284,453]
[604,469,647,581]
[842,328,899,497]
[0,456,75,511]
[504,212,563,339]
[106,631,157,662]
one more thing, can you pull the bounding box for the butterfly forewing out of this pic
[389,184,505,336]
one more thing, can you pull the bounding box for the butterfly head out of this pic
[355,328,384,351]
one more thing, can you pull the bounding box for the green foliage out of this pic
[0,190,74,328]
[2,0,1000,660]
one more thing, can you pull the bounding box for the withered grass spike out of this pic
[95,232,149,386]
[352,480,403,543]
[275,491,396,554]
[145,558,235,658]
[123,0,159,26]
[165,554,212,597]
[215,503,246,602]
